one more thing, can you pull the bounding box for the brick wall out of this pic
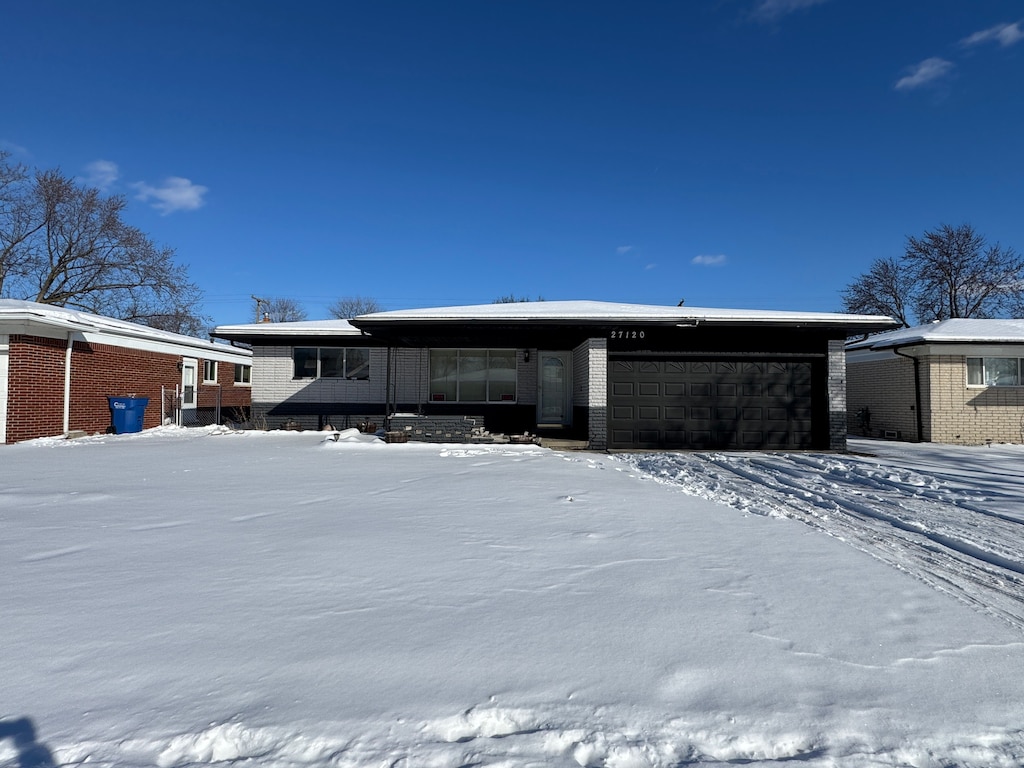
[827,339,847,451]
[574,337,607,450]
[924,355,1024,444]
[250,344,537,432]
[7,335,68,443]
[847,352,1024,445]
[846,354,919,441]
[5,334,252,443]
[196,360,252,419]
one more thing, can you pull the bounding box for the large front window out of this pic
[429,349,517,402]
[967,357,1021,387]
[293,348,370,380]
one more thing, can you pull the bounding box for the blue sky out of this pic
[4,1,1023,327]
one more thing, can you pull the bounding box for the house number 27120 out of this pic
[610,330,645,339]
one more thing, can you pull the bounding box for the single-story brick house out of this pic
[1,300,253,444]
[846,318,1024,445]
[213,300,894,451]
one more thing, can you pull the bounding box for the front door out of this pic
[538,351,572,427]
[180,358,198,425]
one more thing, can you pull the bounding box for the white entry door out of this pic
[538,351,572,427]
[180,358,198,425]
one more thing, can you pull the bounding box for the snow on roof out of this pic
[355,300,895,326]
[213,318,363,337]
[847,318,1024,350]
[0,299,251,359]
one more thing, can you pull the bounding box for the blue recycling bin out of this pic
[108,397,149,434]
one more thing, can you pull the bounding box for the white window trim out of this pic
[202,360,218,384]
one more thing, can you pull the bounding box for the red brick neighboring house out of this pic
[1,300,252,444]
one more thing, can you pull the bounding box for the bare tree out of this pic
[842,223,1024,327]
[0,153,41,297]
[327,295,382,318]
[0,151,208,335]
[493,293,545,303]
[254,296,307,323]
[839,256,915,327]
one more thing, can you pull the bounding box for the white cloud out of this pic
[962,21,1024,48]
[133,176,208,215]
[81,160,120,191]
[616,245,634,255]
[645,263,657,270]
[751,0,829,22]
[0,139,30,158]
[692,254,727,266]
[894,57,955,91]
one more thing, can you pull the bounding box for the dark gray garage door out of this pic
[608,357,814,450]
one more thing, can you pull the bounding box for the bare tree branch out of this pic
[327,295,382,318]
[842,223,1024,326]
[0,154,208,335]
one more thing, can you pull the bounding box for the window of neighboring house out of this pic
[203,360,218,383]
[429,349,517,402]
[967,357,1021,387]
[234,364,252,385]
[292,347,370,380]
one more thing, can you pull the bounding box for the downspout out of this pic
[892,345,923,442]
[63,332,73,435]
[384,344,393,431]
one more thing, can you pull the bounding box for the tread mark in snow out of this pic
[618,452,1024,632]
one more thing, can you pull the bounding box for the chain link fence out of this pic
[160,385,228,428]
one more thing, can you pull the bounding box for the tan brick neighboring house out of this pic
[1,300,252,444]
[846,319,1024,445]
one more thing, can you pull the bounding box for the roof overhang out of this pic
[212,301,898,347]
[0,301,251,362]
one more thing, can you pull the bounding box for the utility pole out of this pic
[251,295,268,323]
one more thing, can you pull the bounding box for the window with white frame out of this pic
[429,349,517,402]
[967,357,1021,387]
[203,360,218,383]
[234,364,252,385]
[293,347,370,380]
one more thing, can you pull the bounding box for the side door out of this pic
[180,358,198,425]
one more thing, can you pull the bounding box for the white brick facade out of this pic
[827,339,847,451]
[573,337,607,450]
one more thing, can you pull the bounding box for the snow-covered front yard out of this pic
[2,428,1023,767]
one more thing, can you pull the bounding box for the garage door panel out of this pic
[608,356,816,450]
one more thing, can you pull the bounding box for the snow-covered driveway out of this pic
[618,438,1024,632]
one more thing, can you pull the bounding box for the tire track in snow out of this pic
[618,452,1024,632]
